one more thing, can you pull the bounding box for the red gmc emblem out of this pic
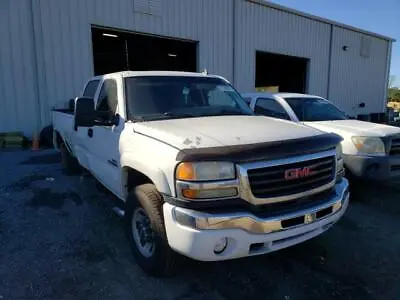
[284,167,315,180]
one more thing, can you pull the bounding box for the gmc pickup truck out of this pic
[53,71,349,277]
[243,92,400,182]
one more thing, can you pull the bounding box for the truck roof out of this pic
[92,71,227,81]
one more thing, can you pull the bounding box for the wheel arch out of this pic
[121,163,172,201]
[53,130,63,149]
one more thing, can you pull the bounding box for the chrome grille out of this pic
[247,156,336,198]
[390,138,400,156]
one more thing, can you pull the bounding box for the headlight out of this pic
[175,162,237,200]
[176,162,235,181]
[351,136,386,156]
[336,144,345,182]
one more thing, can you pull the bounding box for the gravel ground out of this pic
[1,149,400,300]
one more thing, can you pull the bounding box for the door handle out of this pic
[88,128,93,138]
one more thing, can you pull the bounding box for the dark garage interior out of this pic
[255,51,309,93]
[91,27,197,75]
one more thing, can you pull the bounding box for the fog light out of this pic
[213,238,228,254]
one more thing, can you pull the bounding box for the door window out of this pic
[96,79,118,115]
[254,98,290,120]
[95,79,119,124]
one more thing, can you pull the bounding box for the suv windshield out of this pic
[125,76,253,121]
[285,97,347,121]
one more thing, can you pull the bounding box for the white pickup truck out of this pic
[52,71,349,277]
[243,92,400,182]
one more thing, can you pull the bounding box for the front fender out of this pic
[121,155,172,196]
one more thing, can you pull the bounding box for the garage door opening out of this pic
[92,27,197,75]
[255,51,309,93]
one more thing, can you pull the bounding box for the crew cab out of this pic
[52,72,349,277]
[243,92,400,182]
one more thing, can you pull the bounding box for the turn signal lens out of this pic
[181,187,238,199]
[182,188,199,199]
[176,163,195,181]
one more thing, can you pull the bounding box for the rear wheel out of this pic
[60,143,81,175]
[125,183,176,277]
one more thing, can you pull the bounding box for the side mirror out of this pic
[74,97,95,129]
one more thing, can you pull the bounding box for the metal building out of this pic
[0,0,394,138]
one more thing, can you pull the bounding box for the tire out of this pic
[345,169,362,201]
[125,183,176,277]
[60,142,81,175]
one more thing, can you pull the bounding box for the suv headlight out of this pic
[175,162,237,200]
[351,136,386,156]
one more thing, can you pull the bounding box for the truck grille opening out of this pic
[281,216,305,228]
[247,156,335,199]
[316,206,333,219]
[252,189,334,218]
[249,243,266,254]
[390,139,400,156]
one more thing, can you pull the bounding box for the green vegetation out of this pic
[388,88,400,102]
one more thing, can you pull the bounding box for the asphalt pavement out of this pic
[1,149,400,300]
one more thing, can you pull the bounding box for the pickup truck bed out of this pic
[53,108,74,115]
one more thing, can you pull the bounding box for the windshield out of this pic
[125,76,254,121]
[285,97,347,121]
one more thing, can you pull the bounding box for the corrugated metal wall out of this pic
[32,0,234,130]
[0,0,392,137]
[0,0,41,135]
[328,26,390,114]
[234,0,331,96]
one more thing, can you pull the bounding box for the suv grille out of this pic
[390,138,400,156]
[247,156,335,198]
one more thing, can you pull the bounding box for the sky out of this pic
[269,0,400,87]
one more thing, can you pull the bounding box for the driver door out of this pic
[87,79,124,198]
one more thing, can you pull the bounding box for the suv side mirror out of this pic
[74,97,95,129]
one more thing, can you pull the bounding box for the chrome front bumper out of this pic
[169,179,349,235]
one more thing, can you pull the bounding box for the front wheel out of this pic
[124,184,176,277]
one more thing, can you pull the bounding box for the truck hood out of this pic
[133,116,324,149]
[304,120,400,138]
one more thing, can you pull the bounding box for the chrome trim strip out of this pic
[239,149,335,170]
[238,149,337,205]
[172,179,349,235]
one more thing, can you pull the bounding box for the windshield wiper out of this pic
[131,112,196,122]
[163,112,196,118]
[214,108,252,116]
